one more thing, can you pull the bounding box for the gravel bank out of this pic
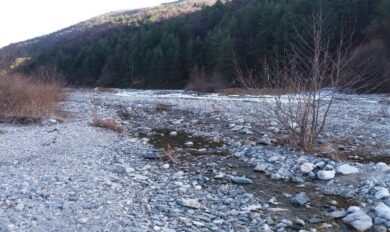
[0,89,389,232]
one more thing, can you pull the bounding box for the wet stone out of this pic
[290,192,310,207]
[143,151,161,159]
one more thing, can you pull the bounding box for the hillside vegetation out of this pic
[1,0,389,91]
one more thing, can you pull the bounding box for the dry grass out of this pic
[218,88,290,96]
[160,144,176,161]
[0,73,65,123]
[91,118,123,133]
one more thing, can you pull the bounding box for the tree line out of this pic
[23,0,390,90]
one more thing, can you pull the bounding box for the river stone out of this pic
[342,210,373,232]
[290,192,310,206]
[169,131,178,136]
[328,209,347,219]
[317,170,336,180]
[374,187,390,200]
[231,176,253,184]
[373,202,390,221]
[254,164,267,172]
[259,137,272,146]
[184,141,194,147]
[300,163,315,174]
[143,151,160,159]
[179,198,201,209]
[336,164,359,175]
[376,162,390,172]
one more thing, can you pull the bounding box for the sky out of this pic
[0,0,175,48]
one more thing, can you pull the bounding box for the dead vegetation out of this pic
[160,144,176,161]
[0,72,65,123]
[91,118,123,133]
[90,95,123,133]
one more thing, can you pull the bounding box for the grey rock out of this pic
[328,209,347,219]
[373,202,390,221]
[374,187,390,200]
[343,210,373,231]
[317,170,336,180]
[291,176,305,183]
[143,151,161,159]
[290,192,310,206]
[259,137,272,146]
[254,164,267,172]
[179,198,201,209]
[231,176,253,185]
[300,163,315,174]
[336,164,359,175]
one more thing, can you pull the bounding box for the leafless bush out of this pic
[235,11,378,151]
[0,73,65,123]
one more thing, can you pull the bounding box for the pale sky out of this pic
[0,0,175,48]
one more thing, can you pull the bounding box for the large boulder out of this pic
[373,202,390,221]
[342,208,373,231]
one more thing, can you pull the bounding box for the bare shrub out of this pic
[91,118,123,133]
[0,73,65,123]
[235,11,376,151]
[160,144,175,161]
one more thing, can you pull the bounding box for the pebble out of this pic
[328,209,347,219]
[290,192,310,206]
[336,164,359,175]
[179,198,201,209]
[317,170,336,180]
[78,218,89,224]
[254,164,267,172]
[300,163,315,174]
[231,176,253,185]
[259,137,272,146]
[162,164,170,169]
[143,151,161,159]
[169,131,178,136]
[184,141,194,147]
[374,187,390,200]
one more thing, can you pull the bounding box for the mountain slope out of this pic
[0,0,216,71]
[1,0,388,90]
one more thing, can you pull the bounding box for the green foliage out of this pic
[24,0,385,88]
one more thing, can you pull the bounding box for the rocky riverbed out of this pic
[0,89,389,232]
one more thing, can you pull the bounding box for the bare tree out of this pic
[234,10,381,151]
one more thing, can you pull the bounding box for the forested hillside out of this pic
[2,0,390,90]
